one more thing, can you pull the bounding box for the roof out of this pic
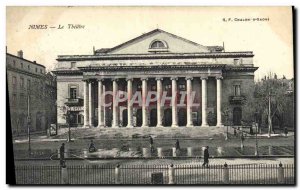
[95,29,211,54]
[6,53,46,68]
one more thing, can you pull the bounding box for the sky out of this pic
[6,6,293,80]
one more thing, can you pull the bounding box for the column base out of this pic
[201,124,209,127]
[97,124,105,128]
[171,124,179,128]
[126,125,134,128]
[141,125,149,128]
[156,124,163,128]
[216,123,224,127]
[186,124,194,128]
[83,125,90,128]
[111,125,119,128]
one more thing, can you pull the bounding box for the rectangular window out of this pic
[71,62,76,68]
[20,77,24,88]
[234,85,241,96]
[21,62,23,68]
[12,94,17,103]
[35,68,38,72]
[12,76,17,87]
[13,60,16,67]
[179,84,186,91]
[27,79,31,90]
[233,59,239,65]
[28,65,30,70]
[69,85,77,99]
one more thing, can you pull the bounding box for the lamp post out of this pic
[224,111,229,141]
[27,93,31,153]
[254,112,259,156]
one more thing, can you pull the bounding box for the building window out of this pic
[150,40,166,49]
[71,62,76,68]
[13,60,16,67]
[12,76,17,87]
[35,68,38,72]
[179,84,186,91]
[151,84,156,91]
[20,77,24,89]
[28,65,30,70]
[233,59,240,65]
[40,69,43,73]
[12,93,17,103]
[21,62,23,68]
[137,83,142,91]
[69,85,78,99]
[234,85,241,96]
[27,79,31,90]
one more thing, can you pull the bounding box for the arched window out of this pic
[151,41,165,48]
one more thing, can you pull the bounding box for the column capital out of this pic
[216,76,223,80]
[155,77,163,81]
[170,77,178,80]
[126,77,133,81]
[141,77,148,81]
[185,76,193,80]
[111,78,119,82]
[200,76,208,80]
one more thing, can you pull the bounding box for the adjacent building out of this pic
[6,50,57,135]
[53,29,258,128]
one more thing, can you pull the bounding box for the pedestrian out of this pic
[175,139,180,150]
[234,128,237,137]
[202,146,210,168]
[250,126,254,135]
[149,136,154,152]
[241,133,245,148]
[89,140,96,152]
[59,143,65,166]
[284,127,288,137]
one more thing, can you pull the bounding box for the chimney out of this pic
[17,50,23,58]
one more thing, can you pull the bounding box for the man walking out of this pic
[149,136,154,152]
[202,146,210,168]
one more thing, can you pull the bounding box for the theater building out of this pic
[53,29,258,128]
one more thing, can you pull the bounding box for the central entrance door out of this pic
[150,109,157,127]
[122,109,128,127]
[136,109,142,127]
[178,108,187,126]
[164,108,172,127]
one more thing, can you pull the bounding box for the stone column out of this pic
[112,79,119,128]
[83,80,89,127]
[186,77,193,127]
[89,80,94,127]
[102,84,106,127]
[97,79,104,128]
[216,76,223,127]
[156,77,163,127]
[141,78,149,127]
[201,76,209,127]
[171,77,178,127]
[126,78,133,128]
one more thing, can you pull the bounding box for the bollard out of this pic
[142,148,151,158]
[115,164,121,184]
[64,147,68,158]
[223,163,229,184]
[187,147,193,157]
[157,147,163,158]
[172,147,177,157]
[278,162,284,184]
[168,164,175,184]
[57,149,60,159]
[83,150,88,158]
[61,162,68,184]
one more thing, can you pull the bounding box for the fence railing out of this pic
[14,163,295,185]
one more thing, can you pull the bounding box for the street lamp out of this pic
[254,111,259,156]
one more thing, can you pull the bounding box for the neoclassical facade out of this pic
[53,29,258,128]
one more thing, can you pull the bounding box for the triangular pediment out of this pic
[96,29,221,55]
